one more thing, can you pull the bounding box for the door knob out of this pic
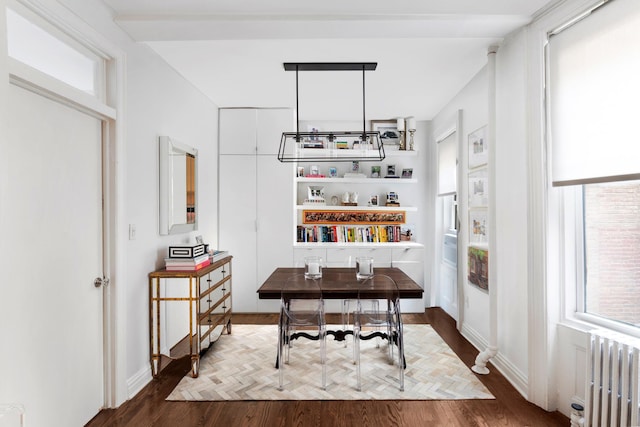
[94,277,110,288]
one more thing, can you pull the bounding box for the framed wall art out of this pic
[468,168,488,208]
[468,246,488,291]
[469,208,488,243]
[468,125,488,169]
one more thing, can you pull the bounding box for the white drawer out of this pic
[325,247,359,266]
[392,247,424,262]
[357,247,392,266]
[293,247,326,266]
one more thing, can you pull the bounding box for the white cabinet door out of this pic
[256,108,295,155]
[219,108,257,155]
[219,155,258,312]
[256,155,294,312]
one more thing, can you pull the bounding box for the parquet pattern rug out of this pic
[166,324,494,401]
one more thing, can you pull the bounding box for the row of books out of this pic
[296,225,410,243]
[164,250,229,271]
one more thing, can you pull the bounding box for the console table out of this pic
[149,255,232,378]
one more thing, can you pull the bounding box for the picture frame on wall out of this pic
[468,246,489,291]
[469,208,488,243]
[468,168,488,208]
[371,120,400,146]
[468,125,488,169]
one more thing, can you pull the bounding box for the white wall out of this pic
[123,41,218,390]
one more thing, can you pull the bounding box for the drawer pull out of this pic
[206,299,211,303]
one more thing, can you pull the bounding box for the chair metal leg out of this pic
[320,324,327,390]
[278,315,285,390]
[355,323,361,391]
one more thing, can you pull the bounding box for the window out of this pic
[581,181,640,327]
[548,0,640,330]
[6,7,102,96]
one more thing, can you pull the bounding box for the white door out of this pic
[219,154,258,312]
[1,84,104,426]
[256,155,293,312]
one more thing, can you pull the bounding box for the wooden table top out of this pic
[257,267,423,300]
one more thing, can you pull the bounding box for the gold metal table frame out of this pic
[149,256,232,378]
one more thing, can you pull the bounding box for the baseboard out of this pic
[492,353,528,398]
[460,323,487,351]
[461,322,528,399]
[127,365,152,399]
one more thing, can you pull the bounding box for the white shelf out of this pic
[384,149,419,157]
[292,148,418,160]
[297,177,417,184]
[296,205,418,212]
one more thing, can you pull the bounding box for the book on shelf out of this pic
[209,250,229,263]
[296,224,406,243]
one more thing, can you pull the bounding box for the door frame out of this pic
[7,0,128,407]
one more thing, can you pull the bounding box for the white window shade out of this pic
[549,0,640,186]
[437,131,457,196]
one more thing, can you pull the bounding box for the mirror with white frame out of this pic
[159,135,198,235]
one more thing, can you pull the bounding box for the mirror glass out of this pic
[159,136,198,235]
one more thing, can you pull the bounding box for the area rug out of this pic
[166,324,494,401]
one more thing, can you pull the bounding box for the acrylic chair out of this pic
[353,274,404,391]
[277,273,327,390]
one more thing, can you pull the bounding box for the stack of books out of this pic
[209,250,229,263]
[165,253,210,271]
[165,243,210,271]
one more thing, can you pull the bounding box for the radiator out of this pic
[585,330,640,427]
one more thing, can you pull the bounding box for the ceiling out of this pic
[101,0,557,121]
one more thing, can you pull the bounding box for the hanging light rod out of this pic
[283,62,377,71]
[278,62,385,163]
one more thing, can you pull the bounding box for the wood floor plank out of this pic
[86,308,569,427]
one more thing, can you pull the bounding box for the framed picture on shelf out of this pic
[368,194,379,206]
[310,165,319,176]
[371,165,381,178]
[386,164,396,177]
[352,161,360,173]
[329,166,338,177]
[297,166,304,177]
[302,209,405,225]
[468,125,488,169]
[371,119,400,146]
[307,186,325,200]
[401,168,413,178]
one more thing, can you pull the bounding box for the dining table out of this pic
[257,266,424,368]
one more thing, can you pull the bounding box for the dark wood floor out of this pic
[87,308,569,426]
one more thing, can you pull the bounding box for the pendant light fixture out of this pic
[277,62,385,163]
